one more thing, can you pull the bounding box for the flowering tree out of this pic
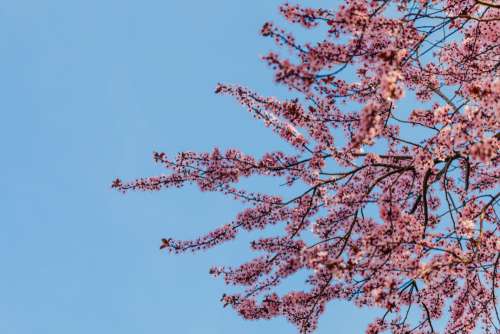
[113,0,500,333]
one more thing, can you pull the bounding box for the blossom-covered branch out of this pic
[114,1,499,333]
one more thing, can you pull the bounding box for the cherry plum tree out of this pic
[114,1,500,333]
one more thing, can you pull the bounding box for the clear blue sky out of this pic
[0,1,379,333]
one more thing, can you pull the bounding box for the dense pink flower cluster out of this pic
[114,1,499,333]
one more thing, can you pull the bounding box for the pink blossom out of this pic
[115,1,500,333]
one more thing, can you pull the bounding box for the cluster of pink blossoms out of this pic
[114,1,499,333]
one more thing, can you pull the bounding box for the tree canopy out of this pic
[114,1,500,333]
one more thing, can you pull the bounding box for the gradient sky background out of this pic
[0,1,391,333]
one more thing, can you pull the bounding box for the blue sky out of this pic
[0,1,381,333]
